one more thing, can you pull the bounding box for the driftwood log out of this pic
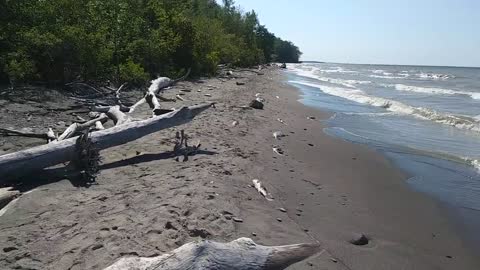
[0,103,214,183]
[129,69,190,113]
[104,237,321,270]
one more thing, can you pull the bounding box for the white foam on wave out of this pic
[288,66,371,88]
[383,84,480,100]
[369,74,407,79]
[289,80,480,132]
[418,73,454,80]
[471,159,480,172]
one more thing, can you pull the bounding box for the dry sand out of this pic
[0,68,479,269]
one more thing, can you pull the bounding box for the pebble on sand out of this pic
[349,233,369,246]
[278,208,287,213]
[233,217,243,223]
[277,218,282,222]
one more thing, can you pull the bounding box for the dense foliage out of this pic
[0,0,301,85]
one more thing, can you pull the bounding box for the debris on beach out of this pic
[273,131,285,140]
[0,188,21,214]
[278,207,287,213]
[273,146,285,156]
[307,116,316,120]
[249,99,264,109]
[256,97,265,103]
[276,96,280,99]
[252,179,274,201]
[255,93,261,97]
[231,121,239,127]
[104,238,321,270]
[176,94,185,101]
[204,94,212,97]
[349,233,370,246]
[277,118,287,125]
[233,217,244,223]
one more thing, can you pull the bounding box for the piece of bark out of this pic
[104,237,321,270]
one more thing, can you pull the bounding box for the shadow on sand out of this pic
[8,149,217,192]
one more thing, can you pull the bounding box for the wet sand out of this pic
[0,68,478,269]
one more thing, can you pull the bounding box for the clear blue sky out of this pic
[222,0,480,67]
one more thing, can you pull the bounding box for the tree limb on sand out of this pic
[104,237,321,270]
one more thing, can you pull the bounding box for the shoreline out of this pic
[0,68,478,269]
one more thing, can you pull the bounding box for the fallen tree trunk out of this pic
[0,103,214,183]
[104,237,321,270]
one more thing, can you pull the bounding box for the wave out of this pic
[288,66,370,88]
[471,159,480,172]
[383,84,480,100]
[327,121,480,173]
[289,80,480,132]
[369,74,408,79]
[418,73,454,80]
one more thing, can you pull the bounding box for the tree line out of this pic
[0,0,302,86]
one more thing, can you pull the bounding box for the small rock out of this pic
[349,233,369,246]
[91,244,104,251]
[252,232,257,237]
[57,121,66,126]
[278,208,287,213]
[249,99,264,109]
[231,121,239,127]
[307,116,316,120]
[233,217,243,223]
[3,247,17,253]
[331,258,338,263]
[204,94,212,97]
[236,82,245,85]
[276,218,282,222]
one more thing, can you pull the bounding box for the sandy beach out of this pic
[0,68,479,269]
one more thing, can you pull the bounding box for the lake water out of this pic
[285,62,480,248]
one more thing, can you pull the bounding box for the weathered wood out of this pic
[104,237,321,270]
[0,103,214,183]
[56,113,109,141]
[0,188,20,208]
[129,69,190,113]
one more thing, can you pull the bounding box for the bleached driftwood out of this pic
[252,179,274,201]
[0,188,20,208]
[0,103,214,183]
[56,113,109,141]
[104,237,320,270]
[129,69,190,113]
[0,128,56,142]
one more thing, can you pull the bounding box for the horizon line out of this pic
[301,60,480,69]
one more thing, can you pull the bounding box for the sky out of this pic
[222,0,480,67]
